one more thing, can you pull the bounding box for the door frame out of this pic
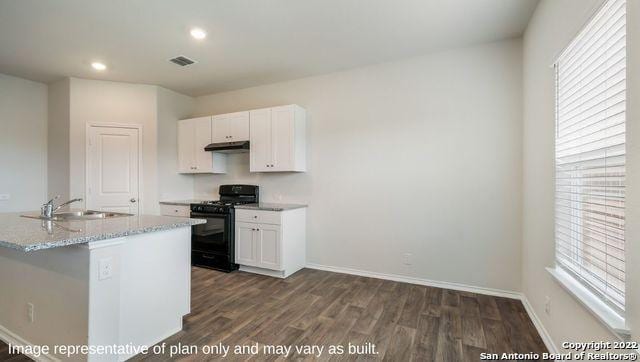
[85,122,144,214]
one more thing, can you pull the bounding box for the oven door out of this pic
[190,212,231,254]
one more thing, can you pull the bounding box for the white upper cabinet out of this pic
[248,108,272,173]
[212,111,250,143]
[177,120,195,174]
[249,105,306,172]
[177,117,226,174]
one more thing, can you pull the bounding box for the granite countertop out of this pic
[159,199,211,206]
[235,203,307,212]
[0,212,206,252]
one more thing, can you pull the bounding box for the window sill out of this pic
[546,267,630,340]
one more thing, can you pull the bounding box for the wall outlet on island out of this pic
[26,302,34,323]
[99,258,114,280]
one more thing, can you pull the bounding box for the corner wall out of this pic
[157,87,196,201]
[0,73,48,212]
[193,39,524,292]
[48,78,70,200]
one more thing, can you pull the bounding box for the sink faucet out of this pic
[41,195,84,219]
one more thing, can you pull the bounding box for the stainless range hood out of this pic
[204,141,250,153]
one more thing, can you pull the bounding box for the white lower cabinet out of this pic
[235,222,260,266]
[160,204,191,217]
[234,208,306,278]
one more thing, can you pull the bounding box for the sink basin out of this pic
[22,210,133,221]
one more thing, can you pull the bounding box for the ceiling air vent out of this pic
[169,56,196,67]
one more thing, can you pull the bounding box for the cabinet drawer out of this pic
[160,204,191,217]
[235,209,281,225]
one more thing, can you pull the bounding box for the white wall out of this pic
[68,78,160,214]
[193,39,524,292]
[48,78,70,200]
[0,73,47,212]
[157,87,195,201]
[522,0,640,348]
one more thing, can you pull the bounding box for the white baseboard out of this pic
[239,265,286,278]
[305,262,521,299]
[520,295,558,354]
[118,323,184,362]
[0,324,60,362]
[305,262,558,354]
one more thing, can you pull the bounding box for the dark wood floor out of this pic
[1,267,547,361]
[135,267,547,361]
[0,342,31,361]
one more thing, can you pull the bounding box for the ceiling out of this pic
[0,0,539,96]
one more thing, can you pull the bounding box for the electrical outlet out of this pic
[0,194,10,201]
[99,258,114,280]
[403,253,412,265]
[26,303,34,323]
[544,296,551,315]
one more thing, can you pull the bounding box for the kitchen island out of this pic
[0,212,205,361]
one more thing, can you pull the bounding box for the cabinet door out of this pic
[235,222,258,266]
[271,106,294,171]
[249,109,272,172]
[177,119,195,173]
[193,117,213,173]
[256,224,281,270]
[229,111,250,141]
[211,115,230,143]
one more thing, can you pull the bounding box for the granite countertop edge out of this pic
[0,218,206,253]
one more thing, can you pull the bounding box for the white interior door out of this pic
[87,125,140,214]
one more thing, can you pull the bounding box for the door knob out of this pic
[130,198,137,203]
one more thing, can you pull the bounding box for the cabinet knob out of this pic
[254,215,257,218]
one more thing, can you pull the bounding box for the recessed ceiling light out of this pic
[91,62,107,71]
[190,28,206,40]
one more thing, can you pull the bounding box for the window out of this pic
[554,0,626,315]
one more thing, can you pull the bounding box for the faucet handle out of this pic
[45,195,61,206]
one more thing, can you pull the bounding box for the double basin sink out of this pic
[22,210,133,222]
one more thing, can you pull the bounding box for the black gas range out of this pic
[190,185,259,272]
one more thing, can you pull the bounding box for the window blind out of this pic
[555,0,626,314]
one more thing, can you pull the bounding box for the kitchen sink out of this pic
[22,210,133,221]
